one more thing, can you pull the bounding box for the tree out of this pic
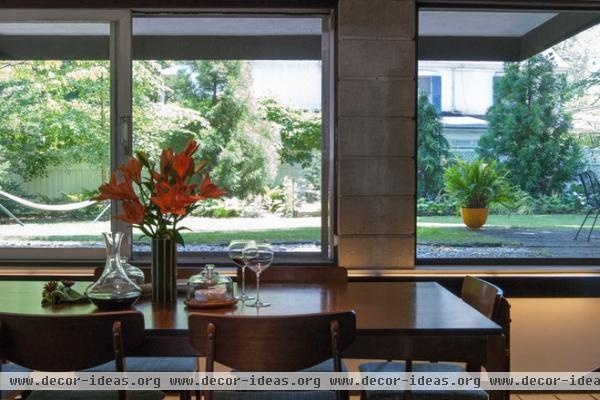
[417,92,450,199]
[478,54,583,196]
[132,60,208,157]
[165,61,272,198]
[0,60,204,190]
[260,99,321,169]
[0,60,111,183]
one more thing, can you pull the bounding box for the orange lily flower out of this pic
[118,157,142,184]
[151,182,197,215]
[173,153,193,180]
[93,140,226,243]
[196,174,227,200]
[116,200,146,225]
[160,148,174,177]
[93,173,138,202]
[183,139,199,156]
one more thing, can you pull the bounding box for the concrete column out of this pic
[337,0,416,268]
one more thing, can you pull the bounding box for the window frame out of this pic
[0,9,132,262]
[0,9,335,265]
[129,11,335,264]
[415,5,600,267]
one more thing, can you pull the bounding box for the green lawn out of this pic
[19,227,321,244]
[417,227,515,245]
[418,214,587,229]
[417,214,587,246]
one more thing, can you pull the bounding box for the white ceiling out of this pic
[0,17,322,36]
[419,11,558,37]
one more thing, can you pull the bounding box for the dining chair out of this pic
[0,310,164,400]
[358,276,511,400]
[238,266,348,285]
[188,311,356,400]
[91,266,198,400]
[0,359,29,399]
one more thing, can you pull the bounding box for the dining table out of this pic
[0,280,508,400]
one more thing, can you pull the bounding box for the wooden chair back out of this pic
[189,311,355,400]
[461,276,503,319]
[189,311,355,372]
[461,276,511,372]
[0,311,144,372]
[238,266,348,285]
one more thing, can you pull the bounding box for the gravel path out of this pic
[418,226,600,258]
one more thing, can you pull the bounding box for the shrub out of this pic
[444,159,515,210]
[192,199,242,218]
[417,197,455,216]
[264,186,289,216]
[531,192,585,214]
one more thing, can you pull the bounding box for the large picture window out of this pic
[0,12,130,260]
[417,9,600,263]
[0,11,333,262]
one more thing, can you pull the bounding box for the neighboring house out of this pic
[418,52,568,152]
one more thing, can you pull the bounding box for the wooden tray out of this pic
[184,298,238,309]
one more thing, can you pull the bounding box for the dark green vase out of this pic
[151,238,177,305]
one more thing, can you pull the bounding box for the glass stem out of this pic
[241,266,246,296]
[256,272,261,305]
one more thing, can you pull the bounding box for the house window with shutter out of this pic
[418,75,442,113]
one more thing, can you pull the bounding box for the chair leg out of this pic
[575,209,593,240]
[195,390,201,400]
[587,209,600,241]
[179,390,191,400]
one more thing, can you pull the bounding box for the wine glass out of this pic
[243,243,274,308]
[228,240,256,302]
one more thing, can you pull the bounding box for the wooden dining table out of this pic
[0,280,507,400]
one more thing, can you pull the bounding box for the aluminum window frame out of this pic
[0,9,335,264]
[0,9,132,261]
[128,11,335,264]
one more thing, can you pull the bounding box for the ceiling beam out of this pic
[419,11,600,61]
[418,36,521,61]
[520,13,600,60]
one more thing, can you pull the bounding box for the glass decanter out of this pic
[120,257,145,286]
[186,264,234,303]
[87,232,142,309]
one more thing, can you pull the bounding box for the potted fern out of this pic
[443,159,514,229]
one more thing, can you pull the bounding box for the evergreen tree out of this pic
[417,92,450,199]
[167,61,272,198]
[479,54,583,196]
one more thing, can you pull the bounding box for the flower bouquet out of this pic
[93,140,226,304]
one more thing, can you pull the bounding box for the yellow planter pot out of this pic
[461,207,489,229]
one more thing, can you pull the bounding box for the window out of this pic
[418,75,442,112]
[0,11,333,262]
[417,9,600,263]
[130,15,331,261]
[0,12,130,260]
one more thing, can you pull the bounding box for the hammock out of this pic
[0,189,110,226]
[0,189,96,212]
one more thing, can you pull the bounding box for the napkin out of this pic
[41,280,89,307]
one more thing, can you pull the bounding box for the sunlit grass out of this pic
[17,227,321,244]
[418,214,587,229]
[417,227,515,246]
